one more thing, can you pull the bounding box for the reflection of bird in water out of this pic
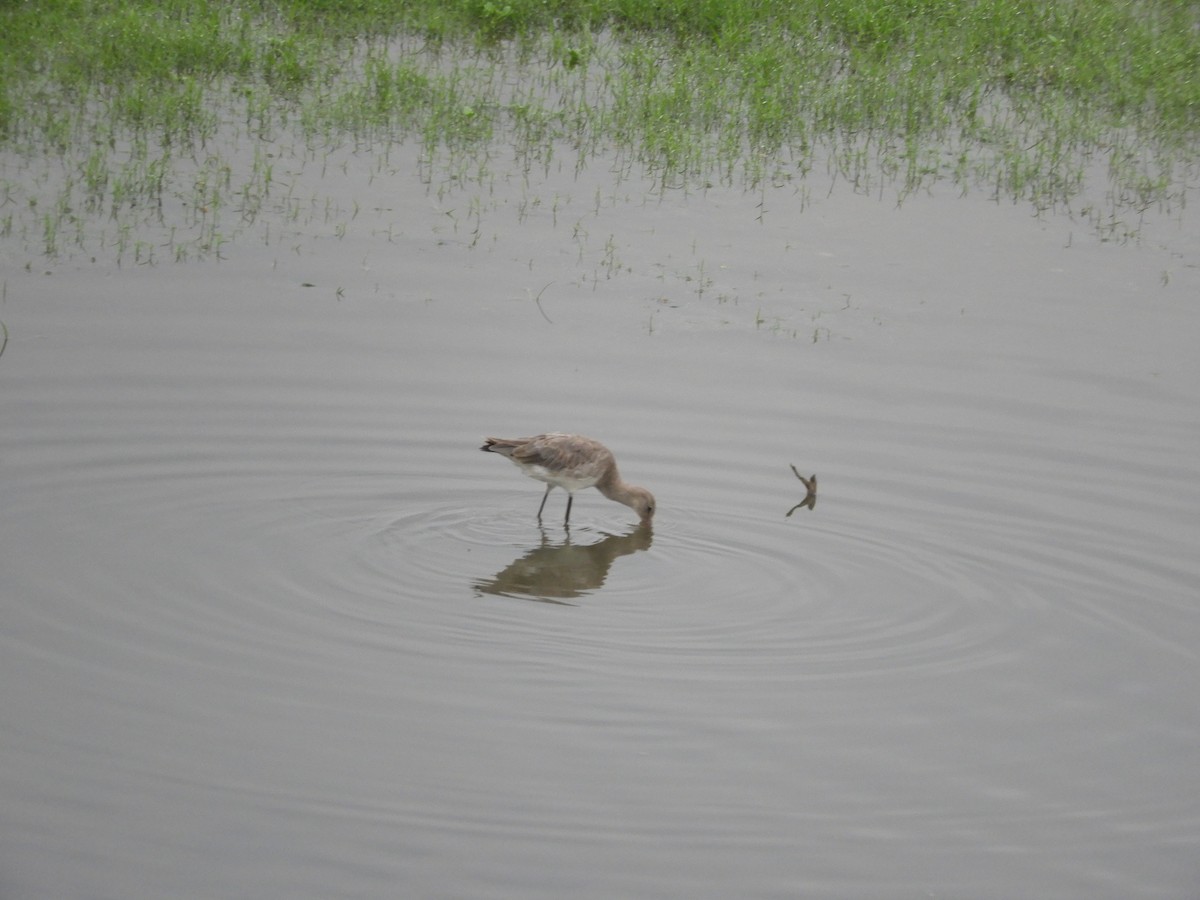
[481,433,655,527]
[473,525,653,602]
[786,465,817,516]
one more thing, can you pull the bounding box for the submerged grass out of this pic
[1,0,1197,263]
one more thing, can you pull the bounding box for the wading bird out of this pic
[481,433,655,527]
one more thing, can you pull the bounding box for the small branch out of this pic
[531,282,554,324]
[786,465,817,516]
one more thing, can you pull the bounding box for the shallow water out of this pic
[2,132,1200,899]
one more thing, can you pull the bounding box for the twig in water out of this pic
[786,465,817,516]
[530,282,554,324]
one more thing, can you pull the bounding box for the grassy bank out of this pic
[2,0,1197,262]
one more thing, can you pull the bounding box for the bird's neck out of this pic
[595,471,638,507]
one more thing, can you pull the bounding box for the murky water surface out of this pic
[3,129,1199,899]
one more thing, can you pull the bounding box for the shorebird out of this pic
[480,433,655,526]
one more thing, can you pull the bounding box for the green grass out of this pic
[1,0,1197,263]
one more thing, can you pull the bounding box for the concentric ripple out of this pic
[5,225,1200,899]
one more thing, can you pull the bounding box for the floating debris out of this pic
[786,465,817,516]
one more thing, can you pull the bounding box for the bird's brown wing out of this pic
[510,433,613,479]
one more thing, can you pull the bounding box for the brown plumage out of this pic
[480,433,655,526]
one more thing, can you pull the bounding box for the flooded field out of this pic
[2,111,1199,898]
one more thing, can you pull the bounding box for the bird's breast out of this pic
[523,464,600,492]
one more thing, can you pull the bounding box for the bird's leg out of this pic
[564,493,573,526]
[536,484,552,520]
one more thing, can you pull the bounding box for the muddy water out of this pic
[2,135,1199,900]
